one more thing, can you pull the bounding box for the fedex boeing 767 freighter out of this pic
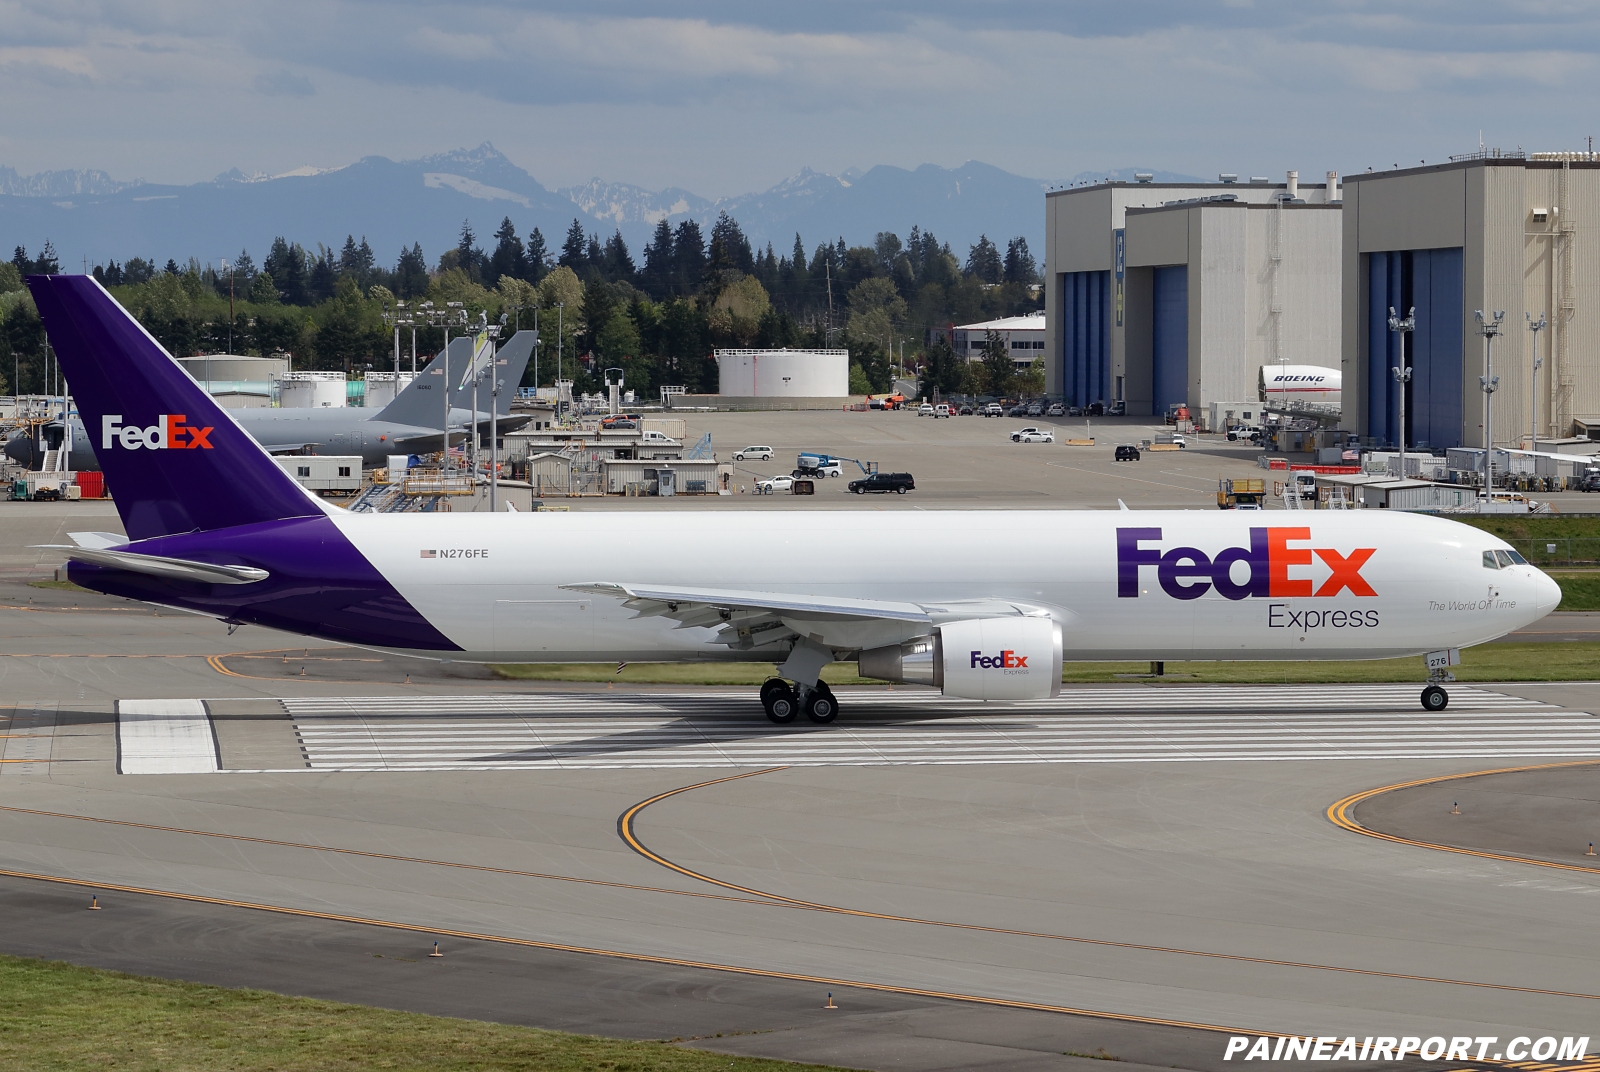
[28,276,1561,724]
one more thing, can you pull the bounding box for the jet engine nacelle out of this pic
[858,617,1063,700]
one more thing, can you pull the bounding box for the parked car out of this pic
[600,413,643,428]
[933,404,951,418]
[1008,404,1030,417]
[755,475,793,494]
[1114,445,1141,462]
[1046,403,1066,416]
[1010,426,1044,442]
[1226,426,1262,442]
[917,403,935,416]
[983,403,1004,417]
[1014,429,1054,443]
[733,445,774,461]
[957,404,974,416]
[1026,402,1044,416]
[1170,434,1187,449]
[848,471,915,494]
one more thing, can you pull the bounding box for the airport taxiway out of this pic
[3,575,1600,1071]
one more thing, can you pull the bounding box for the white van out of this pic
[733,445,773,461]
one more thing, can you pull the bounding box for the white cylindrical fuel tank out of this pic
[277,371,347,409]
[363,371,414,410]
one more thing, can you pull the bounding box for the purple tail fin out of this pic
[28,275,323,540]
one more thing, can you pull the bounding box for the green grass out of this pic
[26,579,90,592]
[1553,572,1600,611]
[497,643,1600,687]
[1452,516,1600,540]
[0,954,861,1072]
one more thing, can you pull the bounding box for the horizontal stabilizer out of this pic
[38,545,269,585]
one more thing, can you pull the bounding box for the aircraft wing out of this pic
[561,582,1055,653]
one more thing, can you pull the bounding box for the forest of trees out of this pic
[0,213,1043,401]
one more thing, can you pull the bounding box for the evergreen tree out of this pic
[102,260,124,286]
[707,211,753,273]
[488,216,528,287]
[585,235,603,279]
[10,247,26,272]
[395,243,429,298]
[966,235,1002,283]
[307,248,337,303]
[455,219,483,281]
[671,219,704,296]
[123,258,156,286]
[559,219,588,276]
[641,219,674,298]
[980,329,1015,395]
[602,230,635,282]
[580,276,619,353]
[525,228,549,283]
[1003,237,1037,285]
[231,249,255,282]
[164,258,182,276]
[35,241,60,275]
[249,271,279,304]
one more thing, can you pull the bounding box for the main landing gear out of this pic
[761,678,838,725]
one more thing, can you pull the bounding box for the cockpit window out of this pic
[1506,550,1528,565]
[1483,551,1501,570]
[1494,550,1516,569]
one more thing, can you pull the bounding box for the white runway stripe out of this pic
[264,686,1600,771]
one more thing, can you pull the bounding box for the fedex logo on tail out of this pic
[1117,527,1375,601]
[102,415,214,451]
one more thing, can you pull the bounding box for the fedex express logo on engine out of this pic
[1117,527,1375,601]
[972,650,1028,670]
[102,414,214,450]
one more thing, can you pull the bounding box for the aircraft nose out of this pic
[1532,568,1564,615]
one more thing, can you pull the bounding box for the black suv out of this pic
[1114,445,1141,462]
[848,472,915,494]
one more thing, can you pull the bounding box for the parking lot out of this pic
[612,408,1272,510]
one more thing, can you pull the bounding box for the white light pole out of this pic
[1527,312,1547,452]
[556,302,565,422]
[1387,306,1414,478]
[1475,309,1505,495]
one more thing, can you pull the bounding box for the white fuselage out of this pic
[331,508,1558,664]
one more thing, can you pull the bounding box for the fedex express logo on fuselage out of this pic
[101,414,214,450]
[1117,527,1375,601]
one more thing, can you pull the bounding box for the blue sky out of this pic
[3,1,1598,196]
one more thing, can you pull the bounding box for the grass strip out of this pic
[497,642,1600,686]
[1552,572,1600,611]
[0,953,861,1072]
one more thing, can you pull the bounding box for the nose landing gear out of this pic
[1420,649,1457,711]
[1421,684,1449,711]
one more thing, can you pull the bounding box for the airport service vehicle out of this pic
[1165,403,1191,425]
[6,332,535,471]
[917,403,935,416]
[27,275,1563,724]
[1114,445,1141,462]
[1046,403,1066,416]
[1014,430,1054,444]
[1294,472,1318,500]
[792,453,845,478]
[1171,435,1187,449]
[734,446,774,462]
[934,404,951,418]
[848,472,915,495]
[1218,477,1267,509]
[755,475,793,494]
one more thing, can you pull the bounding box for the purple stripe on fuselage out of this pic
[69,516,460,652]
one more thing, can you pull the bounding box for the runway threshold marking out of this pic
[1328,759,1600,876]
[618,768,1600,1004]
[0,864,1265,1039]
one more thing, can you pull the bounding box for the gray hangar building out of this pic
[1044,172,1343,417]
[1342,151,1600,451]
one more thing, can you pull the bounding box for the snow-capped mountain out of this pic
[0,144,1197,270]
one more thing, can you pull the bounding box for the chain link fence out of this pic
[1503,538,1600,566]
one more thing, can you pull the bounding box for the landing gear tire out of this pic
[762,679,798,723]
[804,688,838,724]
[1421,685,1449,712]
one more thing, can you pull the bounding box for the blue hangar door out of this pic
[1151,266,1189,416]
[1367,248,1463,449]
[1061,271,1109,408]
